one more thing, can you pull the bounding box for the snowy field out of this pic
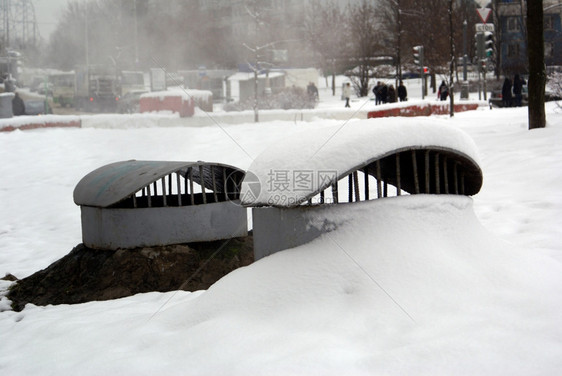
[1,80,562,375]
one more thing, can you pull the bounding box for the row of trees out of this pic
[31,0,546,127]
[305,0,483,98]
[36,1,481,78]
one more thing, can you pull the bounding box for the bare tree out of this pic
[347,0,381,97]
[448,0,455,116]
[527,0,546,129]
[305,0,349,96]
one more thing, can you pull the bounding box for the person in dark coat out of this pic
[373,81,382,105]
[397,81,407,102]
[512,74,525,107]
[380,83,388,104]
[307,82,318,101]
[502,77,513,107]
[387,85,397,103]
[12,92,25,116]
[438,81,448,101]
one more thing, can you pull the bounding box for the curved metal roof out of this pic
[241,119,483,207]
[74,160,245,208]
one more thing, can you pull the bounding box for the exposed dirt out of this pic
[7,235,253,312]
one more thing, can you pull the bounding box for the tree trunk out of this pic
[449,0,455,117]
[527,0,546,129]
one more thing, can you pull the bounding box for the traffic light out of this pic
[413,45,423,66]
[475,33,485,60]
[484,31,495,58]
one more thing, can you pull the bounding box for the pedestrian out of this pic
[387,84,397,103]
[438,81,449,101]
[307,82,318,102]
[343,82,351,108]
[512,74,525,107]
[397,81,407,102]
[373,81,382,105]
[502,77,513,107]
[12,92,25,116]
[380,83,388,104]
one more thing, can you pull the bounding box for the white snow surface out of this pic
[1,80,562,375]
[141,88,212,101]
[241,118,481,207]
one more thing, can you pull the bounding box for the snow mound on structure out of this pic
[241,117,481,207]
[153,195,562,374]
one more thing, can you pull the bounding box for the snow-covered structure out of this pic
[74,160,246,250]
[241,119,483,260]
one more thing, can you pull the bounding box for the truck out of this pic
[50,71,75,107]
[120,71,145,96]
[74,65,120,112]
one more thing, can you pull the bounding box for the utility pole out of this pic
[461,20,469,99]
[449,0,455,117]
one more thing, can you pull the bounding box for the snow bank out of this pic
[2,196,560,375]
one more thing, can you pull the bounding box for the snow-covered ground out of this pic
[0,79,561,375]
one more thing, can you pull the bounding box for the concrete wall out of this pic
[252,205,340,260]
[81,200,247,250]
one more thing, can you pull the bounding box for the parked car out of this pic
[489,85,528,108]
[24,100,52,115]
[117,90,147,113]
[489,84,560,108]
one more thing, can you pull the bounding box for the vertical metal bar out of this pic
[396,153,401,195]
[147,184,152,207]
[424,150,430,193]
[176,173,182,206]
[153,182,157,196]
[434,153,440,194]
[376,160,382,198]
[348,174,353,202]
[223,167,228,201]
[332,182,338,204]
[411,150,420,194]
[189,167,195,205]
[364,167,370,200]
[443,157,449,194]
[132,194,137,208]
[353,171,360,201]
[453,163,459,194]
[161,177,167,206]
[199,165,207,204]
[461,172,465,195]
[384,181,388,197]
[210,165,218,202]
[168,174,172,196]
[320,190,325,204]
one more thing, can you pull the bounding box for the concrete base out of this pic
[81,200,247,250]
[460,82,470,100]
[252,205,340,260]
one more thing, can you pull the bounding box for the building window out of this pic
[545,42,553,58]
[544,15,554,31]
[507,17,521,32]
[507,43,520,58]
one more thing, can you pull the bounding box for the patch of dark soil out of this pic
[8,235,253,312]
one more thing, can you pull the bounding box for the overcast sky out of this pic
[34,0,67,40]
